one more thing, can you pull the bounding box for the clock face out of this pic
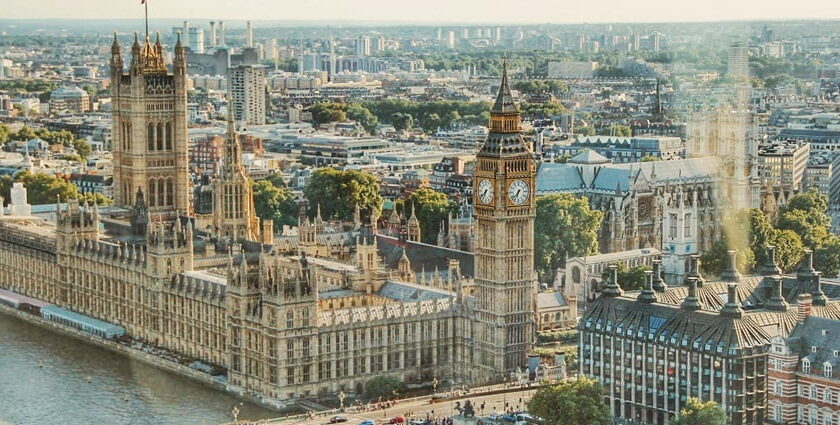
[508,179,530,205]
[477,179,494,204]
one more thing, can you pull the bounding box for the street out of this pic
[227,385,541,425]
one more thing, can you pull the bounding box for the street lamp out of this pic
[433,377,439,395]
[231,405,240,425]
[339,390,346,412]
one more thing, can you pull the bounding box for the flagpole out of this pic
[144,0,149,38]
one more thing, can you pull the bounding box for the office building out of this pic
[229,64,267,126]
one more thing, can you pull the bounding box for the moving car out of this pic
[330,417,348,423]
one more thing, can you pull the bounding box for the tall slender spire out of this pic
[492,57,518,115]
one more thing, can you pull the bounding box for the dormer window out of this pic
[825,364,833,378]
[834,350,839,357]
[812,346,819,353]
[803,359,811,374]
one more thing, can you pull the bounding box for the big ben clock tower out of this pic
[473,61,536,380]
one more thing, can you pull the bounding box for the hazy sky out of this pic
[5,0,840,23]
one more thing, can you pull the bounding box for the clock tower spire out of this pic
[473,60,536,380]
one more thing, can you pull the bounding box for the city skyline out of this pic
[4,0,840,24]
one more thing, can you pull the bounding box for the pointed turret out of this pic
[491,58,518,115]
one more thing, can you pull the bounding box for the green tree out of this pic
[397,188,457,245]
[700,238,755,278]
[73,139,92,159]
[80,192,113,206]
[776,192,831,250]
[815,236,840,278]
[526,377,611,425]
[346,103,379,135]
[363,375,404,401]
[262,172,287,189]
[573,126,595,136]
[769,229,805,272]
[304,168,382,221]
[601,264,651,291]
[253,180,298,230]
[390,112,414,131]
[535,194,603,280]
[672,398,726,425]
[606,124,632,137]
[309,102,347,125]
[5,171,79,205]
[0,124,10,144]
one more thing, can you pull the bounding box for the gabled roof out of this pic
[568,149,611,165]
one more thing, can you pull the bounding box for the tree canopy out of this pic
[601,264,651,291]
[253,180,298,230]
[535,194,602,280]
[303,168,382,221]
[526,377,611,425]
[396,188,458,245]
[363,375,404,401]
[0,171,80,206]
[672,398,726,425]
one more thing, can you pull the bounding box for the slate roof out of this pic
[537,291,568,309]
[376,280,453,302]
[568,149,611,165]
[376,234,474,277]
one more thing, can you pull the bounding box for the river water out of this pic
[0,314,280,425]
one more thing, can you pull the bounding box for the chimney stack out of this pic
[719,283,743,318]
[797,293,813,323]
[765,275,789,311]
[602,264,624,298]
[219,21,226,47]
[684,255,705,287]
[681,277,701,311]
[246,20,254,48]
[720,250,742,283]
[758,245,782,276]
[652,259,667,292]
[637,270,657,304]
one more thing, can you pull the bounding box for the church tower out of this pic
[110,33,191,218]
[212,102,259,241]
[473,61,536,379]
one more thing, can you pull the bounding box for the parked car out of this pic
[389,416,405,424]
[359,419,376,425]
[330,417,348,424]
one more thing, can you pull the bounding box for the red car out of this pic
[389,416,406,424]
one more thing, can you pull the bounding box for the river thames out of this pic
[0,314,280,425]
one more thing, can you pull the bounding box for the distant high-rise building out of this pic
[650,31,661,52]
[209,21,217,47]
[632,33,641,51]
[461,28,469,39]
[373,36,385,53]
[494,27,502,42]
[727,42,750,79]
[188,27,205,54]
[266,38,277,61]
[436,27,443,41]
[229,64,267,126]
[356,35,371,56]
[446,31,456,49]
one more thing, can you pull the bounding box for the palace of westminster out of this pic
[5,29,837,425]
[0,34,537,403]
